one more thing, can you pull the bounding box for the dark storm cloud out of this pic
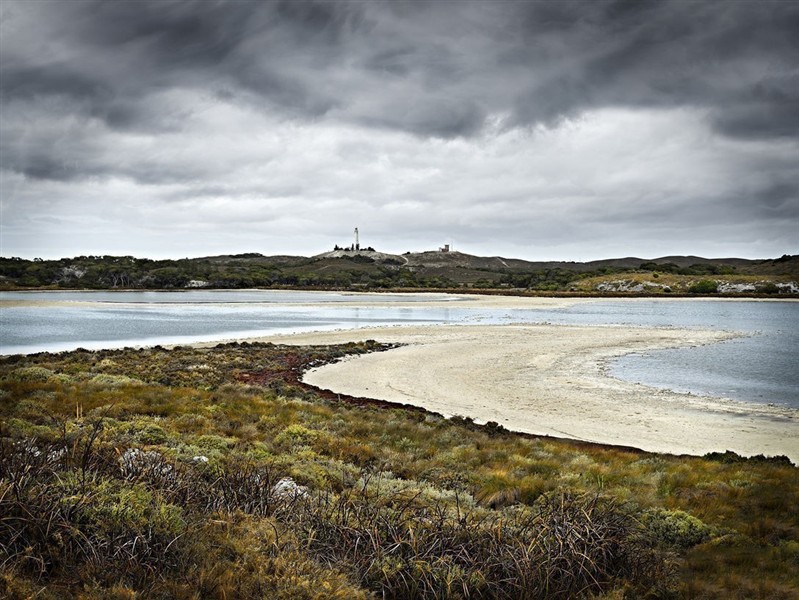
[712,74,799,140]
[2,64,108,103]
[3,0,798,148]
[755,183,799,219]
[82,0,248,63]
[507,0,799,136]
[16,153,82,183]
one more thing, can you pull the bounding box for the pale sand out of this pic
[262,323,798,463]
[0,292,581,310]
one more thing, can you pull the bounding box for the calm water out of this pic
[1,291,796,409]
[0,291,475,354]
[0,290,465,304]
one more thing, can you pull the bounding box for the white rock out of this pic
[272,477,308,499]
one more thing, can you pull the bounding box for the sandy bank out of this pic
[0,292,583,310]
[263,324,798,463]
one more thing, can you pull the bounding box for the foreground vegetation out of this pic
[1,343,797,599]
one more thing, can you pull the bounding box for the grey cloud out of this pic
[236,67,339,119]
[1,0,797,261]
[78,0,250,68]
[745,182,799,220]
[363,47,415,77]
[1,64,109,103]
[356,97,485,139]
[15,154,82,182]
[713,97,799,141]
[759,183,799,208]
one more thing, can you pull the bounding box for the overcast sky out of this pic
[1,0,797,261]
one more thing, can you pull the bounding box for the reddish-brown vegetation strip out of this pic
[235,342,435,413]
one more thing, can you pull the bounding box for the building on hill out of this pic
[334,227,363,252]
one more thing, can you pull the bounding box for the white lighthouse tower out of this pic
[354,227,360,252]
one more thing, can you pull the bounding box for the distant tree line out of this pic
[0,256,606,291]
[0,255,458,290]
[3,254,794,294]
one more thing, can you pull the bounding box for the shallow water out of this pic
[529,300,798,409]
[0,291,505,354]
[1,291,796,409]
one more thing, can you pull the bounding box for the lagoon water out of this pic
[542,300,799,410]
[0,291,476,354]
[1,291,797,410]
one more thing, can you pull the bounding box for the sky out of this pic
[1,0,797,262]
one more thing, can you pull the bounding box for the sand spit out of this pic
[263,323,798,463]
[0,292,582,310]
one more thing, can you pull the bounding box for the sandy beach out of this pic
[264,322,798,463]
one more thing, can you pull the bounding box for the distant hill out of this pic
[313,249,408,263]
[1,251,796,294]
[201,253,308,266]
[402,251,789,273]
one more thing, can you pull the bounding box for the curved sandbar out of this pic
[266,324,798,463]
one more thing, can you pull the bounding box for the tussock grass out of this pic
[1,343,797,598]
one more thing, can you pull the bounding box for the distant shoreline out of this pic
[2,286,798,302]
[5,290,797,313]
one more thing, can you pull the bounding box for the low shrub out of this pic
[756,282,780,294]
[5,366,56,383]
[642,508,715,548]
[688,279,718,294]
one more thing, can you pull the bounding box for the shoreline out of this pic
[3,292,797,461]
[261,323,798,463]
